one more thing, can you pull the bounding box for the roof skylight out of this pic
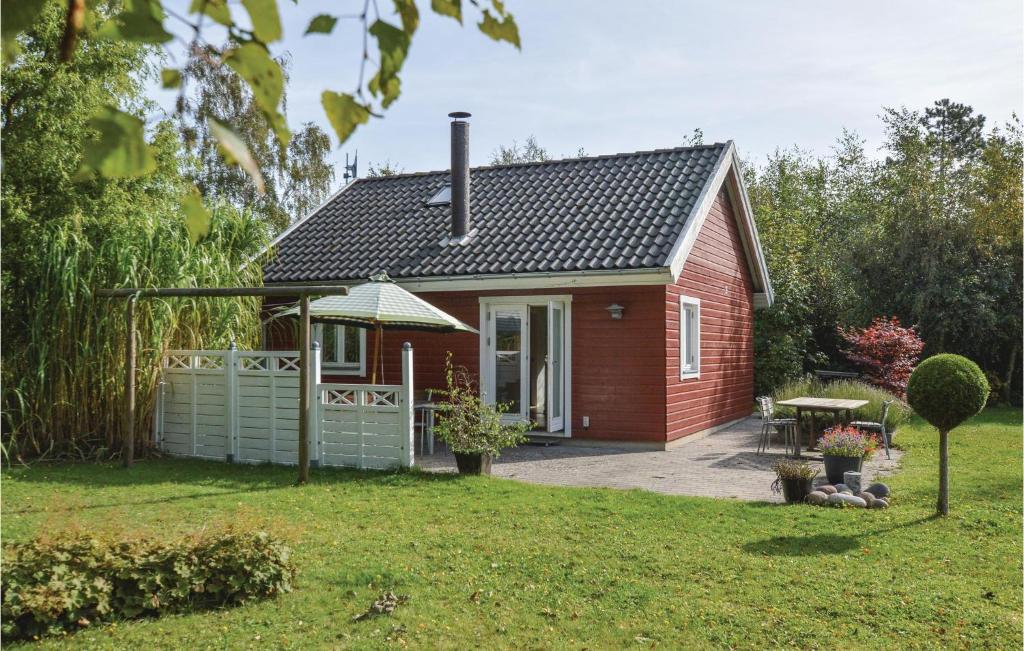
[426,184,451,205]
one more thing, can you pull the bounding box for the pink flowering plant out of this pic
[817,426,879,459]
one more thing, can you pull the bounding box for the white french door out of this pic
[489,305,529,422]
[481,297,569,435]
[546,301,565,432]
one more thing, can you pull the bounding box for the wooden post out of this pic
[123,295,137,468]
[297,296,311,484]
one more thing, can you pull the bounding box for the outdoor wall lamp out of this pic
[606,303,625,320]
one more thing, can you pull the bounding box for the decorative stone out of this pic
[819,485,837,495]
[828,493,867,508]
[834,483,850,493]
[857,491,877,506]
[871,498,889,509]
[805,491,829,506]
[839,490,854,495]
[843,471,862,493]
[866,483,890,498]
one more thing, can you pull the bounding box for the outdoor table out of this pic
[774,397,869,458]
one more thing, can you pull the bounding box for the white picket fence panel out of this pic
[154,344,414,470]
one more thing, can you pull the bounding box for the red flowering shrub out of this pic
[838,316,924,398]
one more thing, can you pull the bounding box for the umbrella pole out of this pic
[371,326,382,384]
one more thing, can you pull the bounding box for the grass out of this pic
[2,409,1020,649]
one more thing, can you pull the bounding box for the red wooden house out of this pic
[261,115,773,449]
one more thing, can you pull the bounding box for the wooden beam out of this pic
[297,295,311,485]
[124,295,137,468]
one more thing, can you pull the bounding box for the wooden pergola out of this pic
[97,285,349,483]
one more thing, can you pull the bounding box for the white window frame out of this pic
[314,324,366,375]
[679,295,700,380]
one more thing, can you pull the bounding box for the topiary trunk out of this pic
[937,429,949,516]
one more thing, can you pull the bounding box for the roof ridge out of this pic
[352,142,730,182]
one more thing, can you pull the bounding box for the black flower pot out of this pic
[823,455,863,484]
[454,452,493,475]
[780,477,814,504]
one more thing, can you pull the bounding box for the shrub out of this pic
[907,354,990,433]
[907,354,989,516]
[817,425,879,458]
[772,378,913,432]
[770,459,818,481]
[432,354,530,457]
[1,530,294,640]
[838,316,924,397]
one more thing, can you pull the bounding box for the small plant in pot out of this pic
[770,459,818,503]
[432,354,531,475]
[817,426,879,484]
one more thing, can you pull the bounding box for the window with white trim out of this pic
[314,324,366,374]
[679,296,700,379]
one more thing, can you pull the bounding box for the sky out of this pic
[154,0,1024,179]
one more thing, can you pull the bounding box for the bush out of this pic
[907,354,989,433]
[1,530,295,641]
[838,316,924,397]
[432,354,530,457]
[772,377,913,431]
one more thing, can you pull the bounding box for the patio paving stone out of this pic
[417,417,902,502]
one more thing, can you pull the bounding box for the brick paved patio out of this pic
[417,417,902,502]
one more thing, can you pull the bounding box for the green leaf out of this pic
[189,0,231,27]
[431,0,461,24]
[79,105,156,178]
[241,0,282,43]
[181,188,212,243]
[161,68,182,89]
[367,20,409,108]
[304,14,337,35]
[98,0,172,44]
[223,43,290,145]
[208,117,265,194]
[1,0,48,38]
[321,92,370,145]
[393,0,419,36]
[478,9,520,49]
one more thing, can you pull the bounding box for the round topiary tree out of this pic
[906,354,989,515]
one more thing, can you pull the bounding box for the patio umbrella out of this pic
[280,272,477,382]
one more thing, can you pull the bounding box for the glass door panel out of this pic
[492,306,527,420]
[546,301,564,432]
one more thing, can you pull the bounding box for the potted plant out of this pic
[817,426,879,484]
[432,354,530,475]
[770,459,818,503]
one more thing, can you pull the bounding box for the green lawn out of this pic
[3,409,1021,649]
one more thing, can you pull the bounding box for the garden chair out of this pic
[756,396,797,456]
[850,400,893,459]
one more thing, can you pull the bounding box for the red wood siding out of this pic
[665,188,755,441]
[264,286,667,443]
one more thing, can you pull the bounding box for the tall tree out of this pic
[1,4,268,457]
[176,50,333,232]
[491,135,550,165]
[366,160,404,177]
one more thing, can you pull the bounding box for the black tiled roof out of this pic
[263,143,730,283]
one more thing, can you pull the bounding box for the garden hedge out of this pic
[1,530,295,640]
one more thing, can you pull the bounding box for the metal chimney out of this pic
[449,111,471,239]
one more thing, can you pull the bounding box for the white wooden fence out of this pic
[154,343,414,469]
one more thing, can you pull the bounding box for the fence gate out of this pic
[154,344,414,469]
